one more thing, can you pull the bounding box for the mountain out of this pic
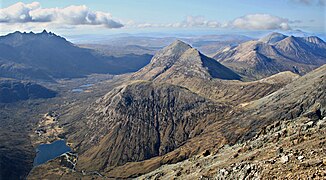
[68,81,225,172]
[213,33,326,80]
[0,30,152,81]
[0,79,56,103]
[132,40,241,81]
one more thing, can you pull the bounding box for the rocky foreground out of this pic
[139,116,326,179]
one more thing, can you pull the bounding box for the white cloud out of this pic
[131,16,220,29]
[0,2,123,28]
[228,14,292,30]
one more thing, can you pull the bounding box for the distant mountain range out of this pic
[0,30,152,81]
[77,34,252,57]
[213,32,326,80]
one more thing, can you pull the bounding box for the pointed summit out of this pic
[41,29,48,34]
[169,40,192,49]
[131,40,241,81]
[155,40,192,61]
[259,32,287,44]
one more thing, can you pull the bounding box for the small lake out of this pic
[71,88,84,92]
[80,83,94,88]
[33,140,71,166]
[71,84,94,93]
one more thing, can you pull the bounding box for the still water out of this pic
[33,140,71,166]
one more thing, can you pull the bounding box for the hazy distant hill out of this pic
[0,31,152,81]
[0,79,56,103]
[213,32,326,80]
[77,34,252,57]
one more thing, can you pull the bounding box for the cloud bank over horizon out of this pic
[133,14,294,31]
[0,1,318,34]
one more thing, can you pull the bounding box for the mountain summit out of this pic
[132,40,241,81]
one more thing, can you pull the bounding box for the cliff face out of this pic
[71,81,227,171]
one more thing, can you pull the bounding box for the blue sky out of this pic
[0,0,325,35]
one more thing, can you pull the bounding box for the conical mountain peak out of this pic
[131,40,241,81]
[158,40,192,57]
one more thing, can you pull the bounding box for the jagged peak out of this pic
[41,29,48,34]
[3,30,56,38]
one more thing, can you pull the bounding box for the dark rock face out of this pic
[0,31,152,81]
[214,33,326,80]
[0,79,56,103]
[73,81,227,171]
